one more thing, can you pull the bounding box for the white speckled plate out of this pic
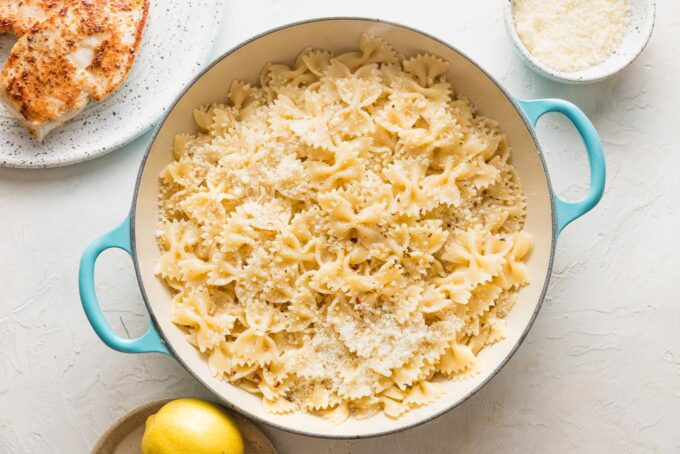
[92,399,278,454]
[0,0,225,168]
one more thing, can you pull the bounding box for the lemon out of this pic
[141,398,244,454]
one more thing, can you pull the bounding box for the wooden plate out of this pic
[92,399,277,454]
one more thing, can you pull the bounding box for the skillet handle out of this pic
[517,99,606,234]
[79,217,170,355]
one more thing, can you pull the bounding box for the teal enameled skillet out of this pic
[79,18,605,439]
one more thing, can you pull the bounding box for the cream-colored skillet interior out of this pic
[132,19,554,438]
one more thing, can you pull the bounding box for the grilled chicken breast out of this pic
[0,1,70,36]
[0,0,149,141]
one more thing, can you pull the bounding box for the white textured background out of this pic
[1,1,679,452]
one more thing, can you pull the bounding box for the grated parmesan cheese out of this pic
[512,0,632,72]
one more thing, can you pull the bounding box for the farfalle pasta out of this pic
[156,34,532,422]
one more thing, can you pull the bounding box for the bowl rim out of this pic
[129,16,558,439]
[503,0,656,84]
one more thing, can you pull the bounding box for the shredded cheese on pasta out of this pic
[156,34,532,422]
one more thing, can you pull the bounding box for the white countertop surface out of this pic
[1,1,679,452]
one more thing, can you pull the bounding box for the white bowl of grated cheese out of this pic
[505,0,655,84]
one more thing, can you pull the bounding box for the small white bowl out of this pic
[504,0,655,84]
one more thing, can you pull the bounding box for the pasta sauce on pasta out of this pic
[156,34,532,422]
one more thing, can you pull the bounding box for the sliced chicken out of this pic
[0,0,149,141]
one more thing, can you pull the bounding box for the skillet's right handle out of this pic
[518,98,606,234]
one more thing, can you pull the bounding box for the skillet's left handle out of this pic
[79,217,170,355]
[517,98,606,234]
